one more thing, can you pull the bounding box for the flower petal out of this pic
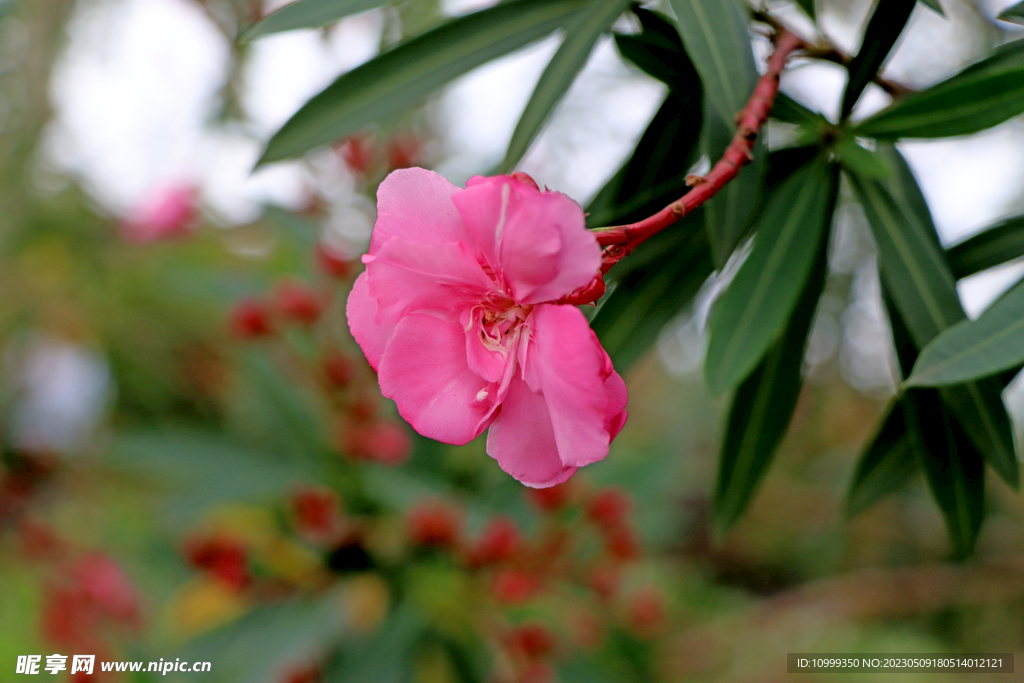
[524,304,628,468]
[453,176,600,304]
[367,238,495,323]
[378,312,495,445]
[370,168,468,253]
[346,272,396,371]
[486,375,577,488]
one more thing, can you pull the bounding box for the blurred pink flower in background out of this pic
[120,183,198,243]
[347,169,627,487]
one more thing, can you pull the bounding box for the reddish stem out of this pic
[560,29,806,306]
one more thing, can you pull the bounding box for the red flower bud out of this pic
[315,242,354,279]
[386,134,421,171]
[491,569,541,605]
[585,487,631,530]
[183,535,249,590]
[604,523,640,562]
[587,566,620,601]
[274,279,323,325]
[290,486,340,540]
[407,501,461,549]
[344,421,411,465]
[229,299,273,338]
[508,623,555,658]
[337,134,375,175]
[467,516,521,567]
[626,587,666,638]
[322,352,355,388]
[526,482,571,512]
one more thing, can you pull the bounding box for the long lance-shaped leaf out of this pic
[705,159,837,396]
[614,7,699,92]
[850,172,1019,487]
[242,0,390,40]
[714,223,831,533]
[668,0,756,125]
[590,213,712,372]
[794,0,815,20]
[919,0,944,16]
[845,399,918,517]
[909,389,986,559]
[498,0,631,172]
[999,0,1024,25]
[908,276,1024,386]
[855,50,1024,140]
[258,0,587,164]
[840,0,916,119]
[701,106,766,268]
[947,215,1024,279]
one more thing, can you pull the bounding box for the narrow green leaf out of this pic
[243,0,389,40]
[794,0,815,21]
[947,215,1024,279]
[259,0,586,164]
[999,0,1024,25]
[499,0,630,172]
[702,102,766,268]
[845,400,919,517]
[668,0,757,125]
[855,62,1024,140]
[908,276,1024,386]
[840,0,916,119]
[614,8,698,91]
[909,389,985,559]
[834,137,891,179]
[851,172,1019,487]
[770,92,824,126]
[714,226,830,533]
[919,0,944,16]
[590,215,712,372]
[705,159,837,396]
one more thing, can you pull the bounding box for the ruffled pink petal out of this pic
[378,312,495,445]
[523,304,627,468]
[367,238,495,323]
[485,375,577,488]
[346,272,396,371]
[370,168,468,253]
[461,307,507,384]
[452,176,600,305]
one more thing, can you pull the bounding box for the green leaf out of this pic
[714,226,830,533]
[668,0,757,125]
[242,0,390,40]
[705,159,837,396]
[840,0,916,119]
[770,92,824,126]
[326,605,425,683]
[845,399,919,517]
[909,389,985,559]
[999,0,1024,25]
[702,102,766,268]
[834,137,891,179]
[851,172,1019,488]
[614,8,698,91]
[855,56,1024,140]
[908,276,1024,386]
[590,214,712,372]
[947,215,1024,279]
[794,0,815,21]
[919,0,944,16]
[499,0,630,172]
[259,0,586,164]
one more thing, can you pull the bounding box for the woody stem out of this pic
[560,28,806,306]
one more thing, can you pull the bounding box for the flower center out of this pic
[478,303,531,355]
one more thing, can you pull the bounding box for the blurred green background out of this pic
[3,0,1024,681]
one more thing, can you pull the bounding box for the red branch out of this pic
[559,29,806,306]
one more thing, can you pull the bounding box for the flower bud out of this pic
[585,487,631,530]
[508,623,555,658]
[466,516,521,567]
[386,134,421,171]
[626,587,666,638]
[526,481,571,513]
[406,501,461,549]
[322,352,355,388]
[274,279,323,325]
[290,486,340,540]
[604,523,640,562]
[344,421,411,465]
[183,535,250,590]
[229,299,273,338]
[587,566,620,601]
[491,569,541,605]
[337,134,376,175]
[315,242,354,279]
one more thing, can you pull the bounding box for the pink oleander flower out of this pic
[120,183,198,243]
[347,168,627,487]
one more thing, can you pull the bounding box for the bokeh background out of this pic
[4,0,1024,681]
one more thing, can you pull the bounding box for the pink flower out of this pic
[120,184,198,243]
[346,169,627,487]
